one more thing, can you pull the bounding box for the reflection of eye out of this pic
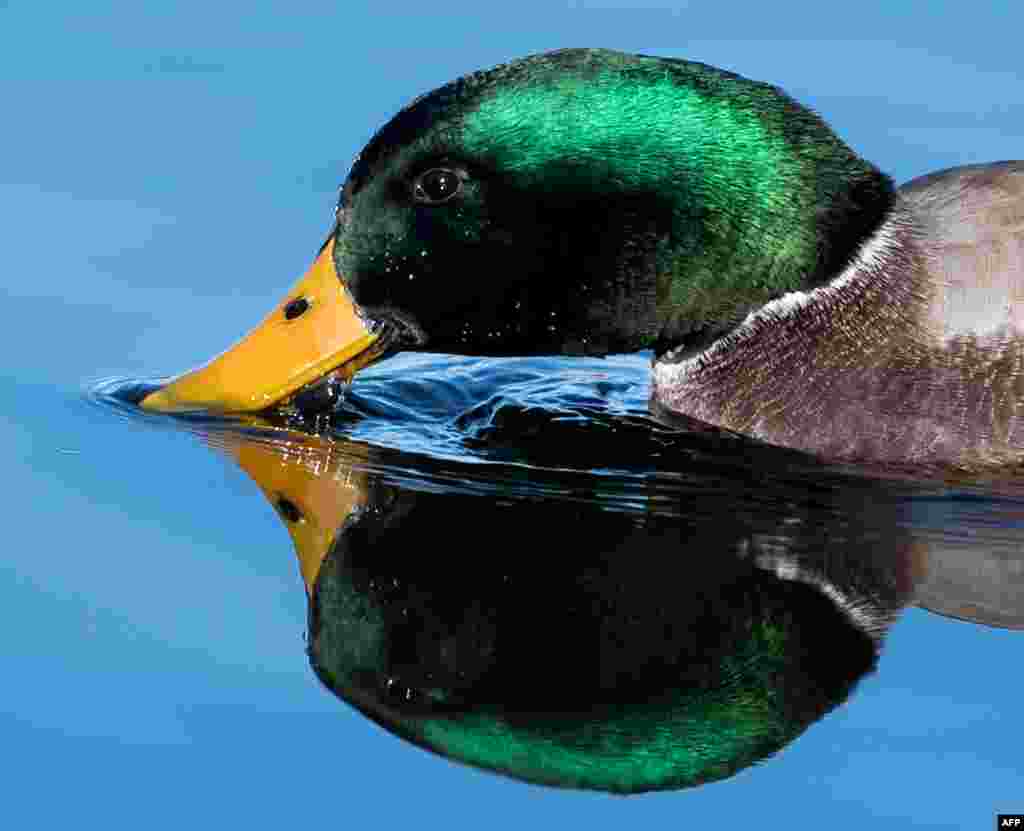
[413,168,463,204]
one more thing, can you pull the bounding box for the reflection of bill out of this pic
[221,427,371,594]
[210,424,920,793]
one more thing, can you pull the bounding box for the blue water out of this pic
[5,2,1024,828]
[77,351,1024,819]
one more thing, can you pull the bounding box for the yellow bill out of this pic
[141,238,379,413]
[213,427,370,595]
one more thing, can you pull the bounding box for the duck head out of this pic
[142,47,893,414]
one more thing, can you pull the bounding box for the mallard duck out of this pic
[141,48,1024,470]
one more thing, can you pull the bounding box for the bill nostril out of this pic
[276,496,304,523]
[283,297,310,320]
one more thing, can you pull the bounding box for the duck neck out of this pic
[651,201,930,458]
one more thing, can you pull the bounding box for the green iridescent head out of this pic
[306,489,879,793]
[335,48,892,359]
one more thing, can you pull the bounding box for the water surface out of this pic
[5,2,1024,827]
[68,352,1024,806]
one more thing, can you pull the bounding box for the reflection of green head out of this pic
[306,496,878,792]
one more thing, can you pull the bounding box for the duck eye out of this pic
[413,168,462,204]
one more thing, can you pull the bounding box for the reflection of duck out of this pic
[141,48,1024,470]
[210,423,917,792]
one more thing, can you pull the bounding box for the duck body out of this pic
[142,49,1024,471]
[655,161,1024,469]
